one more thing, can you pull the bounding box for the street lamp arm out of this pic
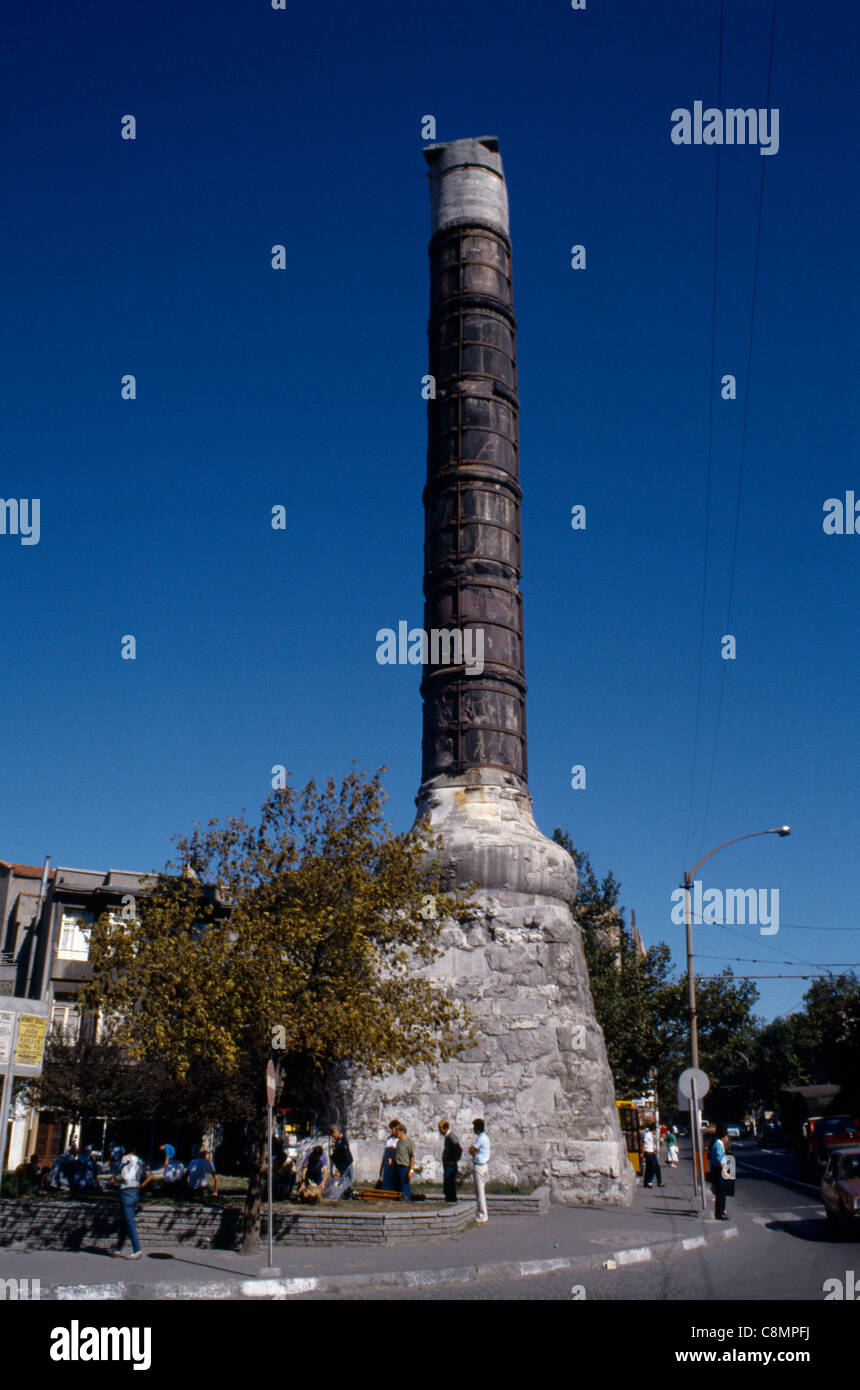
[684,827,790,886]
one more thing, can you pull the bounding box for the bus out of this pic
[617,1100,642,1174]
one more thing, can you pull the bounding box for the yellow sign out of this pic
[15,1014,47,1068]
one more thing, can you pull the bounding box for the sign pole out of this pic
[260,1060,280,1277]
[678,1066,709,1215]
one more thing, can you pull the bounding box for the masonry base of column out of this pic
[350,779,634,1207]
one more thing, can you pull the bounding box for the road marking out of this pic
[734,1158,819,1193]
[612,1247,653,1265]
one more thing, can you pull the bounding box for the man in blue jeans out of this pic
[110,1144,153,1259]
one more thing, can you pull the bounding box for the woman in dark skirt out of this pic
[379,1119,400,1190]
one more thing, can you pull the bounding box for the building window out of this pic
[51,1000,80,1039]
[57,909,92,961]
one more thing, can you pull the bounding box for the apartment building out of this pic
[0,858,151,1169]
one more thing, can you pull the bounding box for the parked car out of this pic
[726,1125,742,1140]
[821,1145,860,1229]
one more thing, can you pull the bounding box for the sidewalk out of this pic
[3,1161,738,1299]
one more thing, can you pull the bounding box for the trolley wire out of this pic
[697,0,779,856]
[683,0,726,870]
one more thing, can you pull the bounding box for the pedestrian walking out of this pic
[187,1148,219,1199]
[666,1127,679,1167]
[641,1123,663,1188]
[379,1119,400,1191]
[438,1119,462,1203]
[110,1143,153,1259]
[709,1124,732,1221]
[327,1125,355,1199]
[393,1123,415,1201]
[469,1118,490,1223]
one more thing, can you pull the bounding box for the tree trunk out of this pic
[241,1114,266,1254]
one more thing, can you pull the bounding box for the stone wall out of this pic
[0,1189,548,1250]
[351,779,634,1207]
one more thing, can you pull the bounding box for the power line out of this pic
[684,0,725,870]
[697,0,779,856]
[766,924,860,933]
[696,955,860,966]
[699,974,823,980]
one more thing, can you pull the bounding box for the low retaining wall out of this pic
[0,1188,548,1250]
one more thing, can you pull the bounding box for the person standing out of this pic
[666,1127,679,1167]
[379,1119,400,1191]
[469,1118,490,1223]
[110,1143,152,1259]
[709,1124,731,1220]
[439,1120,462,1203]
[393,1123,415,1201]
[641,1123,663,1188]
[328,1125,355,1199]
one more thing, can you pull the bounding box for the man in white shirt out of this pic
[469,1118,491,1223]
[641,1123,663,1188]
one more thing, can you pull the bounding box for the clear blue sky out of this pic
[2,0,857,1024]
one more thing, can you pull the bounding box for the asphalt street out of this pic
[290,1140,858,1300]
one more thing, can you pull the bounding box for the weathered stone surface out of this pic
[350,781,633,1207]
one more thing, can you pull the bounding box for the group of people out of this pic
[153,1143,219,1199]
[110,1141,219,1259]
[639,1121,733,1220]
[379,1117,491,1222]
[289,1125,355,1203]
[32,1144,101,1193]
[639,1123,680,1188]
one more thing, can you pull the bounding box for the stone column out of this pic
[352,139,632,1206]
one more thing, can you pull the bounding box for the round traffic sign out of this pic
[678,1066,710,1101]
[265,1060,277,1108]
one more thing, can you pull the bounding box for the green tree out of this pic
[552,830,674,1097]
[655,968,760,1117]
[749,1014,813,1107]
[794,972,860,1092]
[84,769,472,1250]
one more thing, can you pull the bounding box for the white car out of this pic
[726,1125,742,1139]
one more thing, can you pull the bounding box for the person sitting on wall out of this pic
[297,1146,328,1203]
[186,1149,218,1200]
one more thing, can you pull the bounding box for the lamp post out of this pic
[683,827,790,1069]
[681,826,790,1203]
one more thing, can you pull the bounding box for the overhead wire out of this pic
[683,0,725,871]
[697,0,779,856]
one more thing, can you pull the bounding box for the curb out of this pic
[44,1223,738,1300]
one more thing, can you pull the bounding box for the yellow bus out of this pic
[617,1100,642,1174]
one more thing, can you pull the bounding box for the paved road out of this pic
[292,1141,858,1300]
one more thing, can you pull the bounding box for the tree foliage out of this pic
[83,769,473,1247]
[552,829,761,1115]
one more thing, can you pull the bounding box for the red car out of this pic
[804,1115,860,1177]
[821,1145,860,1229]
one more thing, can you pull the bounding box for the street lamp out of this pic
[680,826,790,1206]
[683,827,790,1069]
